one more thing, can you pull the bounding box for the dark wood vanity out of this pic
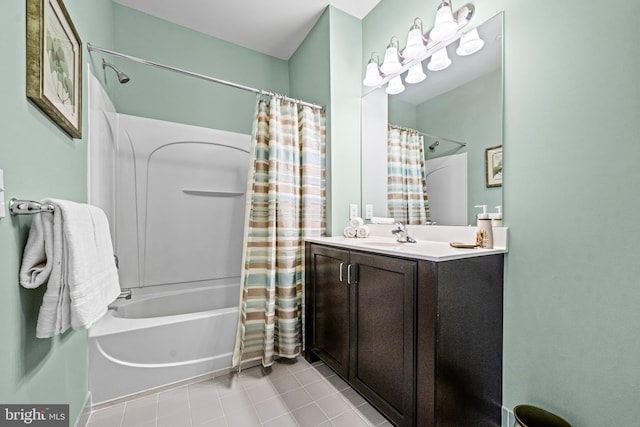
[304,240,504,427]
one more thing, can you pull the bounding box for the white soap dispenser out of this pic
[474,205,494,249]
[491,205,503,227]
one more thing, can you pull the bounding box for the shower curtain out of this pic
[233,95,326,368]
[387,127,430,225]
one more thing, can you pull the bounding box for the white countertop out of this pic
[306,224,508,262]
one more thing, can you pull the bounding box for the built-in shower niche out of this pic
[111,114,251,289]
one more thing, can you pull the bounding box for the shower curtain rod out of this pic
[389,124,467,147]
[87,43,325,111]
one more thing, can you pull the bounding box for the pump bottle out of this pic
[474,205,494,249]
[491,205,503,227]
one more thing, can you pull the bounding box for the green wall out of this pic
[326,8,363,235]
[0,0,114,425]
[363,0,640,425]
[290,6,362,236]
[388,97,417,129]
[110,4,290,135]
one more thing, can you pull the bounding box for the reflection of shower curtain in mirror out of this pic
[387,127,429,224]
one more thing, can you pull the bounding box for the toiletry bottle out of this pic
[474,205,494,249]
[491,205,503,227]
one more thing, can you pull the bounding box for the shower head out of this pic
[102,59,130,84]
[428,140,440,151]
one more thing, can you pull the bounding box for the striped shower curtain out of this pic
[387,127,430,225]
[233,96,326,368]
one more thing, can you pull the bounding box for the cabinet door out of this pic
[307,244,350,378]
[348,252,416,427]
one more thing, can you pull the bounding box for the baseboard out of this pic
[502,406,514,427]
[75,393,92,427]
[90,360,262,410]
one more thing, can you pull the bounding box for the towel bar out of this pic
[9,199,55,216]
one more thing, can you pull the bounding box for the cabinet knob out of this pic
[339,263,344,282]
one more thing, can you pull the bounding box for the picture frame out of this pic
[26,0,82,139]
[485,145,503,188]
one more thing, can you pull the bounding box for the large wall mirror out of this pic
[361,12,503,226]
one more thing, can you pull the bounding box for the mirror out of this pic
[361,12,503,226]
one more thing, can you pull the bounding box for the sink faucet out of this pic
[392,222,416,243]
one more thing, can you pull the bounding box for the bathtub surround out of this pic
[233,96,327,368]
[19,200,120,338]
[87,73,251,404]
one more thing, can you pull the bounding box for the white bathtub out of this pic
[88,283,240,405]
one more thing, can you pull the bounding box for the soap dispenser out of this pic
[474,205,494,249]
[491,205,503,227]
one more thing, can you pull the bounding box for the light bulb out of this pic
[363,62,383,87]
[456,28,484,56]
[380,45,402,75]
[386,76,405,95]
[403,19,427,60]
[430,3,458,42]
[405,63,426,84]
[427,47,451,71]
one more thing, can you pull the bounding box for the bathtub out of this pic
[88,282,240,405]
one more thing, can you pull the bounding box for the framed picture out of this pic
[485,145,503,188]
[26,0,82,139]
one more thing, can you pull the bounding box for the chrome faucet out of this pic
[392,222,416,243]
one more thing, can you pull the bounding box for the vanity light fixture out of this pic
[361,2,483,96]
[380,37,403,75]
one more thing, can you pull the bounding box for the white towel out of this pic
[356,225,370,238]
[19,199,121,338]
[343,226,357,238]
[349,217,365,228]
[370,217,396,224]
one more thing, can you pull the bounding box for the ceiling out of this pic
[113,0,381,60]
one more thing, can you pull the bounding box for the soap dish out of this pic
[449,242,477,249]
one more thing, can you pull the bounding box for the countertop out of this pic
[305,225,508,262]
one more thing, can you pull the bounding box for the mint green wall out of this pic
[289,10,332,230]
[325,8,363,235]
[290,6,362,236]
[388,98,417,129]
[364,0,640,425]
[0,1,114,425]
[110,4,290,135]
[417,70,502,225]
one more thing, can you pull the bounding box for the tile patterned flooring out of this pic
[85,357,392,427]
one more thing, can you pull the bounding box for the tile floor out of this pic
[85,356,392,427]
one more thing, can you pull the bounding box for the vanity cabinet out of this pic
[304,241,503,427]
[305,242,416,427]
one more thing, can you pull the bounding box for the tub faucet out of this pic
[392,222,416,243]
[118,289,132,300]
